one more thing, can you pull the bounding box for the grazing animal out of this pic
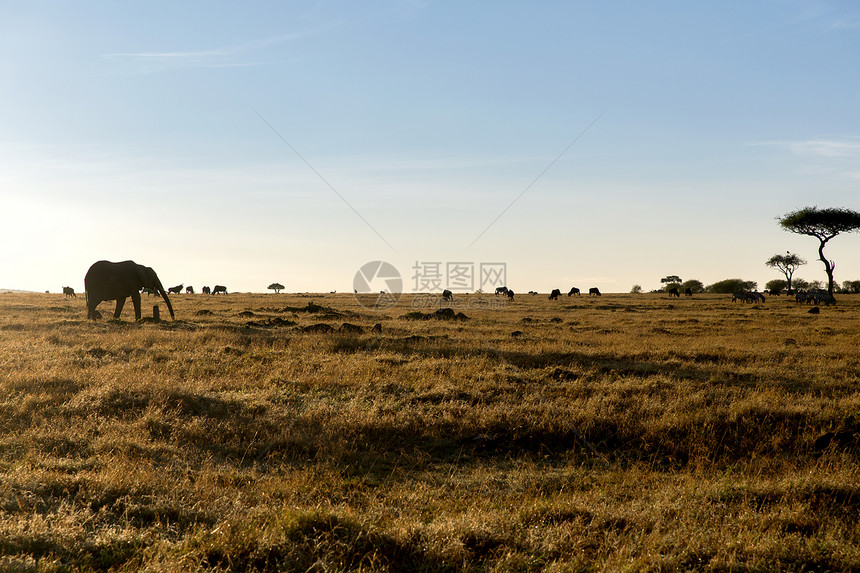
[589,287,601,296]
[668,288,680,297]
[732,291,764,303]
[212,285,227,295]
[568,287,580,296]
[168,284,183,295]
[202,286,211,295]
[62,286,76,298]
[797,289,835,306]
[442,289,453,302]
[506,289,515,301]
[685,288,693,296]
[549,289,561,300]
[84,260,175,321]
[495,286,509,296]
[186,286,194,294]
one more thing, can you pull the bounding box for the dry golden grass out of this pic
[1,290,858,571]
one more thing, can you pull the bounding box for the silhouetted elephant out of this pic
[589,287,601,296]
[549,289,561,300]
[212,285,227,295]
[62,286,76,298]
[568,287,580,296]
[84,260,175,320]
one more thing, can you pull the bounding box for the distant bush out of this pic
[765,279,788,293]
[792,278,811,291]
[842,280,860,294]
[707,279,757,293]
[680,279,704,294]
[630,285,642,294]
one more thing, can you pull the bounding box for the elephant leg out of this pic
[114,297,126,318]
[131,291,142,320]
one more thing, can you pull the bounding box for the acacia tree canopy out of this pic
[779,207,860,240]
[268,282,285,293]
[779,207,860,295]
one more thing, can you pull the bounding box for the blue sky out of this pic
[2,1,859,294]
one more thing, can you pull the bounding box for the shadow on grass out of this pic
[198,511,454,572]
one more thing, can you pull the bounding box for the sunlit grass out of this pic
[1,291,858,570]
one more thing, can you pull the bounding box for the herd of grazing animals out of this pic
[71,259,842,321]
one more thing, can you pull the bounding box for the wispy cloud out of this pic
[782,137,860,158]
[101,27,335,74]
[831,13,860,29]
[753,136,860,180]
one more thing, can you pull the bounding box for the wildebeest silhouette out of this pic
[495,286,509,295]
[442,289,453,302]
[212,285,227,295]
[668,288,680,297]
[186,286,194,294]
[202,286,211,295]
[685,288,693,296]
[168,284,183,294]
[506,289,515,301]
[589,287,601,296]
[549,289,561,300]
[568,287,580,296]
[733,291,765,303]
[62,286,76,298]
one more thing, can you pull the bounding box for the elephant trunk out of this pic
[158,288,176,320]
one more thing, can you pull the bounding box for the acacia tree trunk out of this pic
[818,240,835,295]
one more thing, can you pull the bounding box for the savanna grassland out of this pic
[1,290,859,572]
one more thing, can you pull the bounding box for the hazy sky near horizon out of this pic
[2,1,859,294]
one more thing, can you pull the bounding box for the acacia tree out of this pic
[779,207,860,295]
[660,275,682,291]
[268,282,285,294]
[765,251,805,293]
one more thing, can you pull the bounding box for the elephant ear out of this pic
[139,266,162,290]
[135,265,152,289]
